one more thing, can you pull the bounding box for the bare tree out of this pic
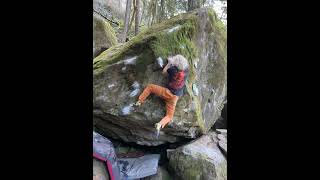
[159,0,165,22]
[135,0,141,35]
[121,0,132,42]
[128,0,137,35]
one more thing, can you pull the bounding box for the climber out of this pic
[134,54,189,131]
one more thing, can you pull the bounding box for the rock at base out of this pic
[142,166,173,180]
[167,132,227,180]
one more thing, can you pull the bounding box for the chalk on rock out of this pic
[129,89,140,97]
[217,134,227,142]
[120,103,134,116]
[192,84,199,96]
[157,57,164,68]
[153,57,164,71]
[124,56,137,65]
[216,129,227,134]
[131,81,140,89]
[108,83,115,88]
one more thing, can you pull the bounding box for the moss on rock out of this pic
[93,11,200,76]
[93,12,118,58]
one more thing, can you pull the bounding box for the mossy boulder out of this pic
[93,8,227,146]
[93,12,117,58]
[167,131,227,180]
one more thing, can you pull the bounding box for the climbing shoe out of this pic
[133,101,141,107]
[155,123,162,131]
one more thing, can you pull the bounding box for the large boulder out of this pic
[93,8,227,146]
[93,12,117,58]
[167,131,227,180]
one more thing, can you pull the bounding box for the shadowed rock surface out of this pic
[167,131,227,180]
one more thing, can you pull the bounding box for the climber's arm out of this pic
[162,62,171,76]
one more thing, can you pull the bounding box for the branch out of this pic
[93,9,119,26]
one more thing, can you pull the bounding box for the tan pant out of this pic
[138,84,179,128]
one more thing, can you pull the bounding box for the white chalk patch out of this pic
[192,84,199,96]
[124,56,137,65]
[156,57,164,68]
[167,25,181,33]
[121,103,134,115]
[108,84,115,88]
[129,89,140,97]
[131,81,140,89]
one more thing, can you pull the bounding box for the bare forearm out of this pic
[162,63,170,75]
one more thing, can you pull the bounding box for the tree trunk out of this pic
[127,0,136,35]
[187,0,201,11]
[121,0,132,42]
[135,0,141,35]
[159,0,165,22]
[151,0,158,25]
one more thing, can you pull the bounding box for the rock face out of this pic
[216,129,227,155]
[93,0,126,20]
[93,8,227,146]
[93,158,109,180]
[167,132,227,180]
[93,12,117,58]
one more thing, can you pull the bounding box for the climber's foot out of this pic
[155,122,162,131]
[133,101,141,107]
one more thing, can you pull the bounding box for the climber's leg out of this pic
[159,95,178,128]
[138,84,166,103]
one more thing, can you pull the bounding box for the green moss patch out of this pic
[93,11,200,76]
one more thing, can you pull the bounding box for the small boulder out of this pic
[167,132,227,180]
